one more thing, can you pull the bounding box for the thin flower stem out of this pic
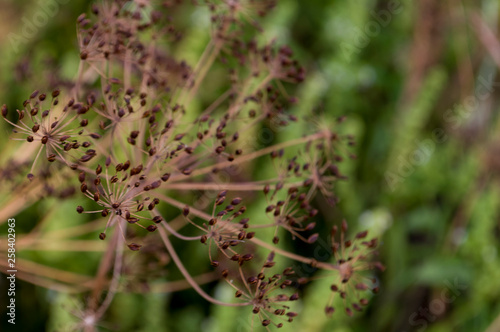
[168,131,328,183]
[0,258,93,286]
[160,219,201,241]
[88,220,120,312]
[94,229,124,321]
[157,225,251,307]
[162,180,303,191]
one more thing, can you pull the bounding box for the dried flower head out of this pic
[1,90,100,179]
[324,220,385,316]
[225,252,300,328]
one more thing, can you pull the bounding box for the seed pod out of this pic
[307,233,319,244]
[356,230,368,239]
[263,261,275,268]
[99,233,106,240]
[76,206,84,213]
[51,89,60,98]
[78,172,85,183]
[147,225,158,232]
[242,254,253,261]
[305,222,316,231]
[231,197,242,205]
[200,235,207,243]
[263,184,270,195]
[247,276,258,284]
[1,104,7,117]
[30,90,39,99]
[342,219,348,232]
[80,154,94,162]
[127,217,139,224]
[127,243,142,251]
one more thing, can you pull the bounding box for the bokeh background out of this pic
[1,0,500,331]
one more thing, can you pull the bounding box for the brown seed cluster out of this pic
[324,220,385,316]
[225,252,300,328]
[1,90,100,179]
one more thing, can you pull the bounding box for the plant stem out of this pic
[158,225,251,307]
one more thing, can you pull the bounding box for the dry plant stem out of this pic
[0,183,44,224]
[160,219,200,241]
[94,230,124,322]
[162,180,303,191]
[1,269,84,293]
[73,60,85,100]
[0,259,93,289]
[14,240,107,252]
[155,193,339,272]
[470,13,500,69]
[168,131,328,183]
[149,272,219,293]
[157,225,251,307]
[180,39,220,107]
[124,48,132,91]
[31,218,106,240]
[87,219,120,313]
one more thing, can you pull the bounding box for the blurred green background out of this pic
[1,0,500,331]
